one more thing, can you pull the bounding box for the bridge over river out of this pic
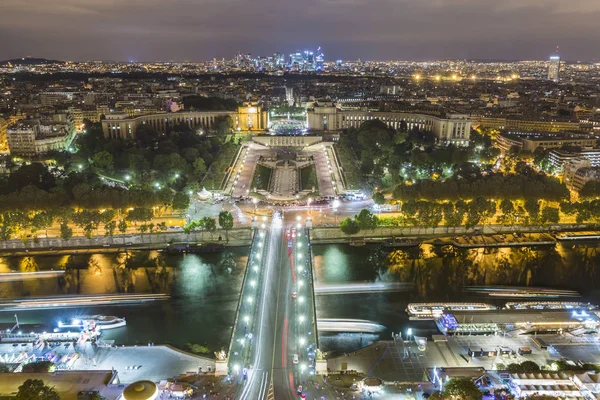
[226,213,319,399]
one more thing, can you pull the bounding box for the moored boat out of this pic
[406,302,497,320]
[349,240,366,247]
[505,301,596,310]
[58,315,126,331]
[465,286,580,299]
[382,238,420,248]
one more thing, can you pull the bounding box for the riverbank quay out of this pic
[0,228,252,255]
[325,332,600,382]
[309,224,598,244]
[0,341,215,383]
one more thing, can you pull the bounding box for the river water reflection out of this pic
[2,241,600,356]
[312,242,600,355]
[0,248,248,352]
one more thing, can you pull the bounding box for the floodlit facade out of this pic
[306,102,471,146]
[7,119,76,156]
[101,106,267,139]
[473,116,580,133]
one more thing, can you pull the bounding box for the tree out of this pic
[440,377,481,400]
[91,151,114,171]
[59,222,73,241]
[507,360,540,373]
[213,115,234,137]
[172,192,191,211]
[21,361,55,373]
[524,198,541,225]
[340,218,360,236]
[465,197,495,230]
[202,217,217,233]
[355,209,378,238]
[118,219,128,234]
[186,343,210,354]
[540,206,559,226]
[372,192,385,205]
[104,220,117,238]
[99,209,115,225]
[499,199,516,226]
[218,211,234,242]
[31,211,53,238]
[16,379,59,400]
[126,208,153,225]
[0,213,14,241]
[193,158,207,177]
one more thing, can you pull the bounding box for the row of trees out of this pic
[0,206,236,242]
[429,376,561,400]
[182,211,234,241]
[340,209,379,236]
[341,198,563,235]
[0,163,192,214]
[393,172,569,202]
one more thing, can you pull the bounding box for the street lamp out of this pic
[252,198,258,213]
[332,199,340,223]
[307,198,312,215]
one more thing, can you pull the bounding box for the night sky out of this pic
[1,0,599,62]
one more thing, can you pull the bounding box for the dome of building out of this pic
[122,380,158,400]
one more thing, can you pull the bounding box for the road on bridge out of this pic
[229,213,319,400]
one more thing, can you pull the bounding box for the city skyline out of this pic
[1,0,600,62]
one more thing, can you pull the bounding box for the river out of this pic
[312,241,600,355]
[0,248,248,354]
[2,241,600,357]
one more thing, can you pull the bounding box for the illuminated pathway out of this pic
[229,213,318,400]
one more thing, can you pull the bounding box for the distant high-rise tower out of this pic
[285,87,294,107]
[548,49,561,82]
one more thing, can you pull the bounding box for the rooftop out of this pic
[447,309,599,325]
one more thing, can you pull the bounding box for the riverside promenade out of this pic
[0,228,253,253]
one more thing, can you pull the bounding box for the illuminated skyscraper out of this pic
[548,54,560,82]
[285,87,294,106]
[315,47,324,71]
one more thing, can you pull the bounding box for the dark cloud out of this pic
[0,0,599,61]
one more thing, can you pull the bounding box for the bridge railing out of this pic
[307,230,319,350]
[226,228,256,367]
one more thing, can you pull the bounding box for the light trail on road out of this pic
[239,213,283,400]
[314,281,411,295]
[0,270,64,282]
[317,318,386,333]
[0,293,170,311]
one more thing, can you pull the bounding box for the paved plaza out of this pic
[230,144,261,197]
[225,140,343,200]
[270,161,299,196]
[0,342,214,384]
[302,144,336,197]
[77,345,215,383]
